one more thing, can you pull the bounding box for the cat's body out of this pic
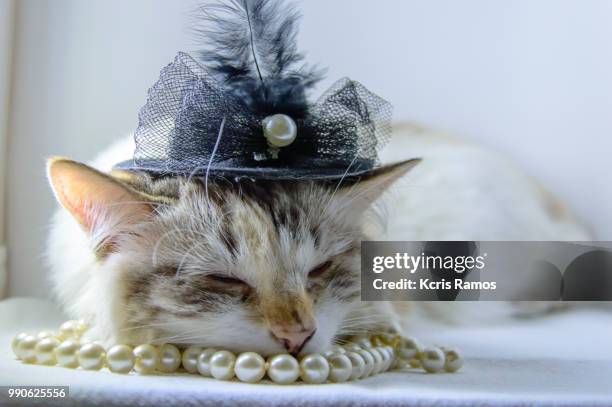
[378,124,590,241]
[46,124,592,353]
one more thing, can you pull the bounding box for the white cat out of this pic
[46,124,592,352]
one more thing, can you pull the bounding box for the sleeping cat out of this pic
[46,124,592,355]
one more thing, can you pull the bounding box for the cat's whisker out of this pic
[152,330,208,340]
[342,310,389,321]
[341,312,388,321]
[104,200,172,209]
[338,315,389,329]
[341,315,388,324]
[151,227,196,267]
[321,153,360,214]
[336,325,386,334]
[337,325,387,334]
[332,328,385,343]
[338,321,388,331]
[119,321,189,332]
[152,330,219,345]
[203,116,226,207]
[338,318,381,326]
[176,251,194,278]
[339,319,387,328]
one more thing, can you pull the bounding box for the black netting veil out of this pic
[117,52,392,180]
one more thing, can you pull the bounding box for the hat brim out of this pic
[113,159,377,181]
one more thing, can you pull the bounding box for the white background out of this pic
[2,0,611,298]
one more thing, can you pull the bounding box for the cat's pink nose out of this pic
[269,325,316,354]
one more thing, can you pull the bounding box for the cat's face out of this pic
[118,179,366,355]
[47,158,417,355]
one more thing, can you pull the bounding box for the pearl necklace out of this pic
[11,320,463,384]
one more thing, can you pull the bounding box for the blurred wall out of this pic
[0,0,16,298]
[5,0,612,298]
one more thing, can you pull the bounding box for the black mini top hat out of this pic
[115,0,392,181]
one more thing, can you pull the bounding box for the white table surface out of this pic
[1,297,612,407]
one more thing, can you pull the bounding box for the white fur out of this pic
[377,124,591,241]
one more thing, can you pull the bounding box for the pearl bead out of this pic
[357,349,375,378]
[262,114,297,147]
[371,336,384,347]
[377,333,397,345]
[443,348,464,373]
[327,353,352,383]
[267,354,300,384]
[106,345,134,374]
[376,347,389,373]
[392,358,408,370]
[375,347,389,372]
[77,343,105,370]
[76,319,88,335]
[158,344,181,373]
[59,320,80,340]
[353,337,373,349]
[36,331,56,341]
[55,340,80,368]
[196,348,218,377]
[299,354,330,384]
[420,347,445,373]
[343,343,362,353]
[367,348,384,375]
[378,346,392,371]
[35,337,60,365]
[383,346,396,370]
[133,344,159,374]
[210,350,236,380]
[344,351,366,380]
[16,335,38,363]
[235,352,266,383]
[11,333,29,358]
[322,345,346,357]
[329,345,346,354]
[182,346,203,373]
[398,337,421,361]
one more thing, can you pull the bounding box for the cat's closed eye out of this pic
[308,261,332,278]
[206,274,250,287]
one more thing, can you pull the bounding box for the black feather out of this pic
[194,0,324,117]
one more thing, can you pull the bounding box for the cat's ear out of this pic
[47,157,153,254]
[340,159,421,208]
